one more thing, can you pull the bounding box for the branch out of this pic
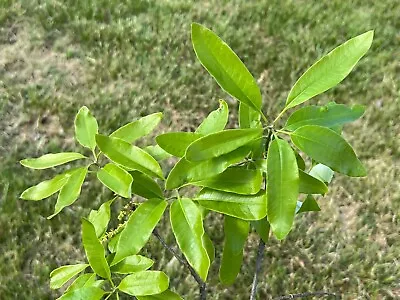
[152,229,207,300]
[274,291,341,299]
[250,238,266,300]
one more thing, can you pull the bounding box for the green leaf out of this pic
[88,199,114,238]
[107,232,121,253]
[49,167,87,219]
[202,232,215,263]
[291,125,366,177]
[267,138,299,240]
[156,132,202,157]
[74,106,98,151]
[185,128,262,162]
[111,255,153,274]
[285,31,373,109]
[297,195,321,214]
[118,271,169,296]
[193,167,262,195]
[20,173,69,201]
[81,218,111,280]
[191,23,263,116]
[295,151,306,170]
[299,169,328,195]
[166,146,250,190]
[220,216,249,285]
[285,102,366,131]
[96,134,164,179]
[110,112,163,143]
[196,99,229,135]
[239,102,261,129]
[20,152,85,169]
[137,290,183,300]
[309,163,334,183]
[58,287,105,300]
[170,198,210,281]
[251,218,270,244]
[50,264,89,289]
[131,171,163,199]
[144,145,172,161]
[112,198,167,265]
[97,163,133,198]
[65,273,96,293]
[195,189,267,221]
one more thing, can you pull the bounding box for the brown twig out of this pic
[274,291,341,299]
[250,238,266,300]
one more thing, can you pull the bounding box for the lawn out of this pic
[0,0,399,299]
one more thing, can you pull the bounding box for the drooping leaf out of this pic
[297,195,321,214]
[309,163,334,183]
[131,171,163,199]
[50,264,89,289]
[195,189,267,221]
[49,167,87,219]
[112,198,167,265]
[74,106,98,151]
[220,216,249,285]
[285,31,373,109]
[97,163,132,198]
[196,99,229,135]
[251,218,270,244]
[267,138,299,240]
[291,125,366,177]
[144,145,172,161]
[156,132,202,157]
[20,173,69,201]
[118,271,169,296]
[299,169,328,195]
[58,287,105,300]
[88,199,114,238]
[137,290,183,300]
[20,152,85,169]
[110,255,153,274]
[185,128,262,162]
[191,23,263,115]
[110,113,163,143]
[65,273,96,293]
[81,218,111,280]
[96,135,164,179]
[170,198,210,281]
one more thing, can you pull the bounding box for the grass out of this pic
[0,0,399,298]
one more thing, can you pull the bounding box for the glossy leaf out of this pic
[137,290,183,300]
[131,171,163,199]
[144,145,172,161]
[297,195,321,214]
[285,31,373,109]
[220,216,249,285]
[88,199,114,238]
[267,139,299,240]
[291,125,366,177]
[170,198,210,281]
[185,128,262,162]
[156,132,202,157]
[97,163,132,198]
[299,169,328,195]
[107,232,121,253]
[65,273,96,293]
[251,218,270,244]
[20,152,85,169]
[196,99,229,135]
[239,102,262,129]
[74,106,98,151]
[118,271,169,296]
[81,218,111,280]
[110,113,163,143]
[20,173,68,201]
[112,198,167,265]
[309,163,334,183]
[193,167,262,195]
[202,232,215,263]
[111,255,153,274]
[58,287,105,300]
[50,264,88,289]
[196,189,267,221]
[49,167,87,219]
[191,23,262,115]
[96,135,164,179]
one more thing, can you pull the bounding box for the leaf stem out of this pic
[273,107,288,124]
[250,238,266,300]
[275,129,292,135]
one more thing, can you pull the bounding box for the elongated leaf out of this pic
[130,171,163,199]
[185,128,262,162]
[285,31,373,109]
[251,218,270,244]
[196,99,229,135]
[96,135,164,179]
[267,139,299,240]
[112,198,167,265]
[20,152,85,169]
[82,219,111,279]
[49,167,87,219]
[58,287,105,300]
[74,106,98,151]
[97,163,132,198]
[65,273,96,293]
[220,216,249,285]
[118,271,169,296]
[196,189,267,220]
[193,167,262,195]
[50,264,89,289]
[166,146,250,190]
[110,113,163,143]
[21,173,69,201]
[295,151,306,170]
[202,232,215,263]
[88,199,114,238]
[309,163,334,183]
[137,290,183,300]
[156,132,202,157]
[297,195,321,214]
[192,23,262,115]
[107,232,121,253]
[144,145,172,161]
[170,198,210,281]
[291,125,366,177]
[299,169,328,195]
[239,102,261,129]
[111,255,153,274]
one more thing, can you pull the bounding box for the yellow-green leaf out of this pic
[97,163,132,198]
[20,152,85,169]
[50,264,89,289]
[21,173,69,201]
[74,106,98,151]
[118,271,169,296]
[110,255,153,274]
[196,99,229,135]
[156,132,202,157]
